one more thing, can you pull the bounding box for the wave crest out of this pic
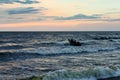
[34,66,120,80]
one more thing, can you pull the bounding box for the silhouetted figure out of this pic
[68,39,81,46]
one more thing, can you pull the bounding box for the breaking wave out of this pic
[33,66,120,80]
[19,45,120,56]
[0,39,120,56]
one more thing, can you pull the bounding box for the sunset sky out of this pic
[0,0,120,31]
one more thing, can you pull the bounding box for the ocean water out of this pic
[0,32,120,80]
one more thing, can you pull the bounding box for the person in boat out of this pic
[68,39,81,46]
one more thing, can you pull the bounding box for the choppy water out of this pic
[0,32,120,80]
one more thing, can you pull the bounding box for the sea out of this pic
[0,32,120,80]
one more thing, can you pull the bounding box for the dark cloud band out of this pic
[7,7,40,14]
[0,0,39,4]
[55,14,100,20]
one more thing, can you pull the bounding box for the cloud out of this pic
[101,18,120,22]
[0,6,47,23]
[55,14,101,20]
[15,0,39,4]
[0,0,39,4]
[54,13,120,22]
[7,7,42,14]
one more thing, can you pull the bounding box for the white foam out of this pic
[18,44,119,55]
[55,40,68,45]
[40,66,120,80]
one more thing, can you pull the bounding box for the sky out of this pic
[0,0,120,31]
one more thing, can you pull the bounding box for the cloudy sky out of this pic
[0,0,120,31]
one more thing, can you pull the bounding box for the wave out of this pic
[19,45,120,56]
[0,39,26,44]
[32,39,117,47]
[33,40,69,47]
[0,41,15,44]
[0,42,120,56]
[0,45,25,50]
[0,39,120,56]
[32,39,109,49]
[25,66,120,80]
[93,36,120,40]
[110,39,120,42]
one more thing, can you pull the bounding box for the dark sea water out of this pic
[0,32,120,80]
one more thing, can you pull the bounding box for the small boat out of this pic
[68,39,81,46]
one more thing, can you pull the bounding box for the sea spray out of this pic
[23,65,120,80]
